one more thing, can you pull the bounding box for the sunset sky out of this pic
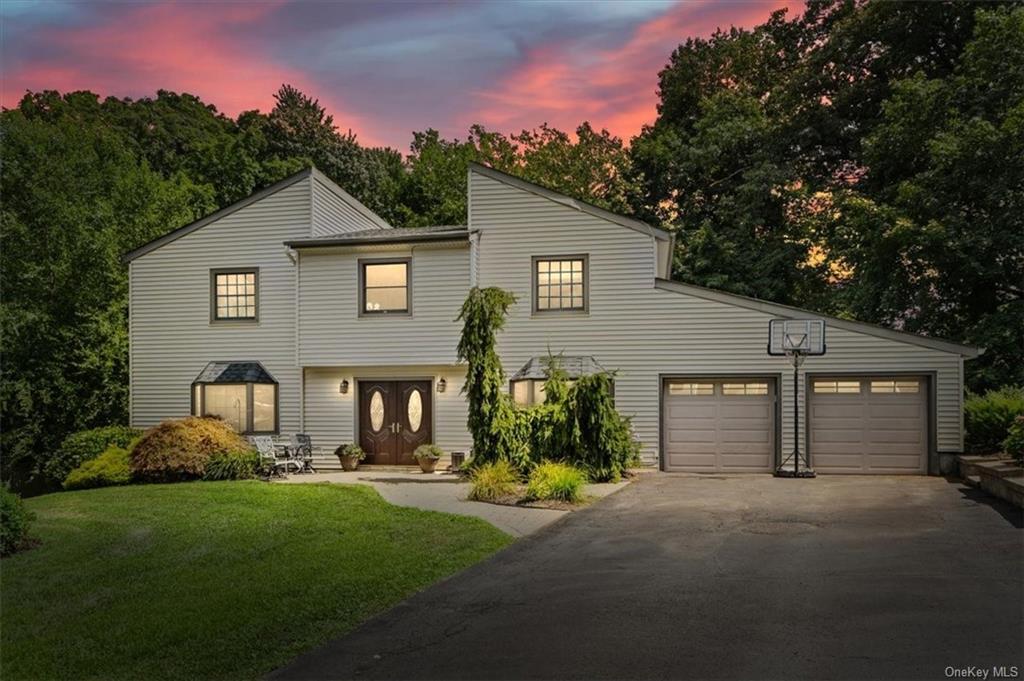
[1,1,797,150]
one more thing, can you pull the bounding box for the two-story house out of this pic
[124,163,981,475]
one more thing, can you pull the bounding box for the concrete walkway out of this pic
[275,470,629,537]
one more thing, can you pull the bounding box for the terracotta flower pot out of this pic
[417,457,439,474]
[339,455,360,472]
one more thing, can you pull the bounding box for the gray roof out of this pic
[193,362,276,384]
[285,224,469,249]
[510,356,607,381]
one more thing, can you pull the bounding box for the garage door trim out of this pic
[804,371,937,475]
[659,373,783,472]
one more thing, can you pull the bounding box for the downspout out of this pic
[469,231,480,288]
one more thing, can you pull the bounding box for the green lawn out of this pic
[1,482,511,680]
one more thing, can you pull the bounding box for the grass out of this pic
[0,481,511,681]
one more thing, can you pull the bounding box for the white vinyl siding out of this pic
[311,171,390,237]
[303,366,470,454]
[297,244,469,366]
[469,170,965,465]
[129,178,310,433]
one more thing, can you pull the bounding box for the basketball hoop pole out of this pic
[768,318,823,479]
[791,352,802,476]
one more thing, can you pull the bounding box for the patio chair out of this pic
[289,433,320,474]
[252,435,301,476]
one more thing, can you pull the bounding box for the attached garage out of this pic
[662,378,777,473]
[808,376,929,474]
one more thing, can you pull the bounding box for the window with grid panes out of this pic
[535,257,586,312]
[212,270,257,321]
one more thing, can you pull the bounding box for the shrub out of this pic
[965,386,1024,454]
[568,372,638,482]
[457,287,520,466]
[334,443,366,461]
[45,425,142,486]
[467,460,520,502]
[130,416,255,482]
[64,446,132,490]
[203,450,260,481]
[1003,415,1024,464]
[413,444,444,461]
[1,486,34,556]
[524,462,586,503]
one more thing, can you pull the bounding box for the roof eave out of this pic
[284,232,470,249]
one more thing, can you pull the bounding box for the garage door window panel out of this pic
[669,382,714,396]
[722,382,769,396]
[870,380,920,394]
[813,380,861,394]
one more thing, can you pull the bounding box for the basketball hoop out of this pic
[768,319,826,478]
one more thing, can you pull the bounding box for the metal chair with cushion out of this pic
[289,433,319,474]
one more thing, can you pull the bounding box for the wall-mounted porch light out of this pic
[339,379,350,395]
[437,377,447,393]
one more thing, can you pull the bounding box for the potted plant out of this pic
[334,443,366,471]
[413,444,444,474]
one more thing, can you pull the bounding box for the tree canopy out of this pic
[2,2,1021,492]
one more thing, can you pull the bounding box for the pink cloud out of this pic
[1,2,383,146]
[466,0,800,142]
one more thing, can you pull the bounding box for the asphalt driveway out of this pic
[270,475,1023,681]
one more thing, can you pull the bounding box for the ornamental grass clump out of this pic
[203,450,261,481]
[525,461,586,503]
[130,416,254,482]
[467,460,520,502]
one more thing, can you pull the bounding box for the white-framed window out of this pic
[534,256,587,313]
[813,380,861,394]
[668,382,715,396]
[870,379,920,394]
[211,269,258,321]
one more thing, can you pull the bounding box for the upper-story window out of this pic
[361,259,410,315]
[533,256,587,313]
[211,269,258,322]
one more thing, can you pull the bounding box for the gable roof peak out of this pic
[467,162,670,242]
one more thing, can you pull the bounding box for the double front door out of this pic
[359,380,432,465]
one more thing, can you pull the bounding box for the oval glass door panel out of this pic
[369,390,385,432]
[407,389,423,432]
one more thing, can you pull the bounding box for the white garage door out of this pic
[809,376,928,474]
[662,379,775,473]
